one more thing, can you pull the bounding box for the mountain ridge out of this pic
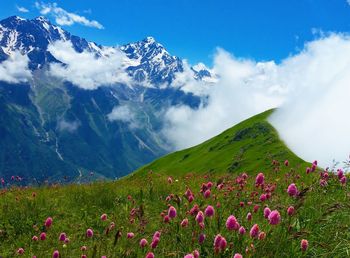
[0,15,212,183]
[130,109,309,178]
[0,15,214,85]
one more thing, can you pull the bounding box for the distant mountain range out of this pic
[0,15,215,184]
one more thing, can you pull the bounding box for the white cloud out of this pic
[16,5,29,13]
[269,33,350,168]
[57,119,80,133]
[35,2,104,29]
[163,49,285,150]
[0,51,31,84]
[164,33,350,168]
[171,60,213,96]
[47,40,131,90]
[347,0,350,6]
[108,105,139,128]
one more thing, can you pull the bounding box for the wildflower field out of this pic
[1,111,350,257]
[1,160,350,257]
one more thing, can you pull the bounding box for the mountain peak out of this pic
[144,36,156,43]
[138,36,163,49]
[10,15,25,21]
[192,62,209,72]
[32,16,51,23]
[0,15,25,26]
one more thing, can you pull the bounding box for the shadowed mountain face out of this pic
[0,16,211,184]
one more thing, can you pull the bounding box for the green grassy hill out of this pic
[1,109,349,258]
[132,109,308,177]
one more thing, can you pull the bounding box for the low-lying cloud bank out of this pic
[57,119,80,133]
[269,34,350,168]
[48,40,131,90]
[108,105,139,129]
[1,32,349,168]
[164,33,350,168]
[0,51,31,84]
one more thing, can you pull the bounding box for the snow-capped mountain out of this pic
[0,15,213,85]
[121,37,184,85]
[0,15,210,184]
[0,16,100,69]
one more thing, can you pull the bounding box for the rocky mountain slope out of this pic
[0,16,213,183]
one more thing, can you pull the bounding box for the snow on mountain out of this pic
[120,37,184,86]
[0,15,208,181]
[0,16,213,87]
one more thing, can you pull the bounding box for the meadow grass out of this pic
[0,161,350,257]
[1,110,350,257]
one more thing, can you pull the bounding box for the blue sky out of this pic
[1,0,350,65]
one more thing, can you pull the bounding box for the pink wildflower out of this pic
[287,206,295,216]
[140,238,148,248]
[311,163,316,172]
[337,169,344,179]
[259,194,267,202]
[100,214,107,221]
[246,212,252,221]
[253,205,259,213]
[214,234,227,250]
[198,233,206,244]
[268,210,281,225]
[239,226,246,235]
[163,215,170,223]
[181,218,189,227]
[301,239,309,251]
[320,179,327,187]
[204,205,215,217]
[86,228,93,238]
[226,215,240,231]
[40,232,46,241]
[250,224,259,238]
[146,252,155,258]
[263,207,271,218]
[204,189,211,198]
[59,232,66,241]
[341,176,347,185]
[255,172,265,186]
[45,217,53,228]
[153,231,161,240]
[127,232,135,239]
[17,248,24,255]
[168,206,177,218]
[151,237,160,249]
[52,250,59,258]
[287,183,298,197]
[196,211,204,224]
[258,231,266,240]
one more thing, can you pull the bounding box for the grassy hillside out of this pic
[133,109,307,177]
[0,110,349,257]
